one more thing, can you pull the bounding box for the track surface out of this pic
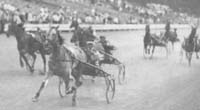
[1,29,200,110]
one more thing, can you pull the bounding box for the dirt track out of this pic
[1,29,200,110]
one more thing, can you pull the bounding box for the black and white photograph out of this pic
[0,0,200,110]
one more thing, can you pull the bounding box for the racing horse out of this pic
[6,21,49,74]
[32,26,79,106]
[32,26,115,106]
[163,22,180,50]
[180,26,199,66]
[70,19,97,47]
[143,24,168,58]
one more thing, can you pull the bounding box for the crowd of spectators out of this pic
[0,0,198,24]
[126,3,196,24]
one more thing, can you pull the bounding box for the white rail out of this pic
[24,24,190,32]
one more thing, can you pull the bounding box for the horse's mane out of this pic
[189,28,196,39]
[57,30,64,45]
[9,22,26,39]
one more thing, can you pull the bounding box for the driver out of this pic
[13,9,24,29]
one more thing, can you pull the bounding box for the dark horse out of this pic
[70,20,97,47]
[6,21,49,74]
[32,26,114,105]
[163,22,180,50]
[143,24,168,58]
[180,26,199,66]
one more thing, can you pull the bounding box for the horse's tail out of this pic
[57,32,64,45]
[19,54,24,67]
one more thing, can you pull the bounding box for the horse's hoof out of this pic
[76,81,82,87]
[30,68,34,74]
[66,87,75,95]
[20,63,24,68]
[32,97,39,102]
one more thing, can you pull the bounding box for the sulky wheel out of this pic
[105,76,115,104]
[58,77,66,98]
[118,64,126,84]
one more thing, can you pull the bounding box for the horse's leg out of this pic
[31,53,36,72]
[65,68,81,94]
[172,42,174,51]
[150,45,155,58]
[165,45,168,58]
[40,51,46,74]
[188,52,192,66]
[21,53,34,73]
[32,71,53,102]
[64,69,79,106]
[179,47,184,63]
[72,87,77,106]
[144,44,147,54]
[19,54,24,67]
[71,69,81,106]
[118,63,125,84]
[196,52,199,59]
[72,69,82,87]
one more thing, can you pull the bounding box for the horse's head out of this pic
[70,29,80,43]
[45,26,64,50]
[165,21,171,32]
[83,27,97,41]
[70,20,79,29]
[189,26,197,39]
[145,24,150,33]
[191,26,197,34]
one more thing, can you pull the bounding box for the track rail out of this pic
[24,24,190,32]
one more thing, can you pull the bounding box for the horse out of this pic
[70,20,97,46]
[180,26,199,66]
[162,22,180,50]
[164,29,180,50]
[6,21,49,74]
[33,26,112,106]
[143,24,168,58]
[32,26,79,106]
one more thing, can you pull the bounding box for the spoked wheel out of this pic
[118,64,126,84]
[58,78,66,98]
[105,76,115,104]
